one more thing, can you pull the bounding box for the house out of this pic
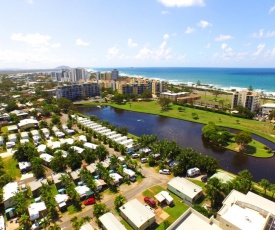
[123,168,136,181]
[86,163,97,174]
[40,153,53,166]
[83,142,98,150]
[52,141,61,149]
[78,135,87,142]
[41,128,50,139]
[51,172,67,189]
[60,138,74,145]
[20,139,29,144]
[18,161,31,173]
[99,212,127,230]
[37,144,47,153]
[217,189,275,230]
[20,131,29,140]
[3,182,18,209]
[18,118,39,130]
[6,141,15,149]
[8,134,17,143]
[119,199,155,230]
[7,125,18,133]
[79,222,94,230]
[62,124,75,135]
[27,178,48,197]
[168,177,203,205]
[71,146,85,154]
[70,169,81,184]
[75,185,93,200]
[28,202,47,221]
[30,130,41,143]
[154,191,174,206]
[167,208,221,230]
[261,103,275,115]
[95,179,106,191]
[54,194,69,211]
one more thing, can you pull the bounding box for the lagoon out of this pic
[76,105,275,183]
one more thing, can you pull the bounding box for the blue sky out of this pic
[0,0,275,68]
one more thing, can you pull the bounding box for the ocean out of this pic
[91,67,275,96]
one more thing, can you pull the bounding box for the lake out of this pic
[76,105,275,183]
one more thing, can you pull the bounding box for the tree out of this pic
[82,148,97,164]
[70,216,91,230]
[142,90,153,100]
[93,203,109,219]
[79,168,97,192]
[114,194,127,210]
[95,145,109,161]
[5,100,19,112]
[259,179,270,195]
[39,120,48,129]
[31,157,45,178]
[19,213,32,230]
[12,191,29,216]
[66,151,83,170]
[50,151,67,173]
[158,97,171,111]
[205,177,225,208]
[51,114,61,125]
[57,97,73,111]
[13,142,38,162]
[235,131,252,151]
[269,184,275,198]
[248,85,253,91]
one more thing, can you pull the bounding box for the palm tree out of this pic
[205,177,225,208]
[259,179,271,195]
[93,203,109,219]
[269,184,275,198]
[12,191,29,215]
[48,223,61,230]
[114,194,127,210]
[19,213,32,229]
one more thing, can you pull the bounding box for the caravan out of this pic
[187,167,200,177]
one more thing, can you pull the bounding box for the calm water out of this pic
[76,106,275,183]
[92,67,275,95]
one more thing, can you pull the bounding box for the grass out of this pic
[187,178,206,191]
[121,219,133,230]
[50,184,58,196]
[3,156,21,180]
[80,101,275,143]
[1,126,8,133]
[67,202,82,214]
[226,139,273,157]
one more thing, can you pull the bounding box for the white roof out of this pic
[52,141,61,149]
[54,194,69,204]
[60,138,74,145]
[119,199,155,228]
[3,182,18,201]
[37,144,47,153]
[40,153,53,162]
[261,103,275,108]
[71,146,84,154]
[18,118,38,127]
[8,133,17,139]
[41,128,50,134]
[20,139,29,144]
[18,161,31,170]
[79,222,94,230]
[30,129,39,135]
[79,135,87,142]
[84,142,98,150]
[20,131,29,138]
[99,212,127,230]
[28,202,47,221]
[168,177,202,199]
[123,168,135,177]
[110,173,123,182]
[75,185,90,197]
[167,208,221,230]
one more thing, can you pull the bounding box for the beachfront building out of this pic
[117,82,149,95]
[59,68,89,83]
[231,90,260,112]
[160,91,189,101]
[261,103,275,115]
[119,199,155,230]
[56,82,100,101]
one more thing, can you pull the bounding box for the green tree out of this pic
[51,114,61,125]
[248,85,253,91]
[95,145,109,161]
[158,97,171,111]
[93,203,109,219]
[12,191,29,216]
[235,131,252,151]
[50,151,67,173]
[142,90,153,100]
[57,97,73,111]
[19,213,32,230]
[259,179,270,195]
[31,157,46,178]
[114,194,127,210]
[82,148,97,164]
[205,177,225,208]
[39,120,48,129]
[66,151,83,170]
[269,184,275,198]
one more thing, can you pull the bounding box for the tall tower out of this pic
[111,69,119,80]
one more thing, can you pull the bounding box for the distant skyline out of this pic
[0,0,275,68]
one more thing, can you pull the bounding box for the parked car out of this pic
[83,198,95,205]
[201,175,208,183]
[131,153,140,159]
[144,196,156,208]
[141,158,148,163]
[159,169,171,175]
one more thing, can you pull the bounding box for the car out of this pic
[159,169,171,175]
[131,153,140,159]
[83,197,95,205]
[201,176,208,182]
[144,196,156,208]
[141,158,148,163]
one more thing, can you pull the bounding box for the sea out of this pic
[90,67,275,96]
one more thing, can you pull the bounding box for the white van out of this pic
[187,167,200,177]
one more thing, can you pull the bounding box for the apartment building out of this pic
[56,82,100,101]
[231,90,260,112]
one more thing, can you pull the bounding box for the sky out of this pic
[0,0,275,69]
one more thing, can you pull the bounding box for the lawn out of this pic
[81,101,275,143]
[3,156,21,180]
[120,220,133,230]
[226,139,273,158]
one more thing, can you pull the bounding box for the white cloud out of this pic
[252,29,275,38]
[135,35,172,60]
[265,48,275,59]
[269,5,275,13]
[161,10,170,15]
[204,43,210,48]
[51,43,61,48]
[76,39,90,46]
[11,33,51,46]
[163,34,170,40]
[128,38,138,48]
[215,34,233,42]
[253,43,265,56]
[185,27,195,34]
[27,0,34,4]
[197,20,212,28]
[221,43,227,50]
[106,46,119,59]
[158,0,205,7]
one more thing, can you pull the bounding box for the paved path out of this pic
[0,149,14,158]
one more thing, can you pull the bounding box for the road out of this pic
[58,166,171,229]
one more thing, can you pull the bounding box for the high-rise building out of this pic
[111,69,119,80]
[231,90,260,112]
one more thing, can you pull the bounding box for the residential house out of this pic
[99,212,127,230]
[3,182,19,209]
[28,202,47,221]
